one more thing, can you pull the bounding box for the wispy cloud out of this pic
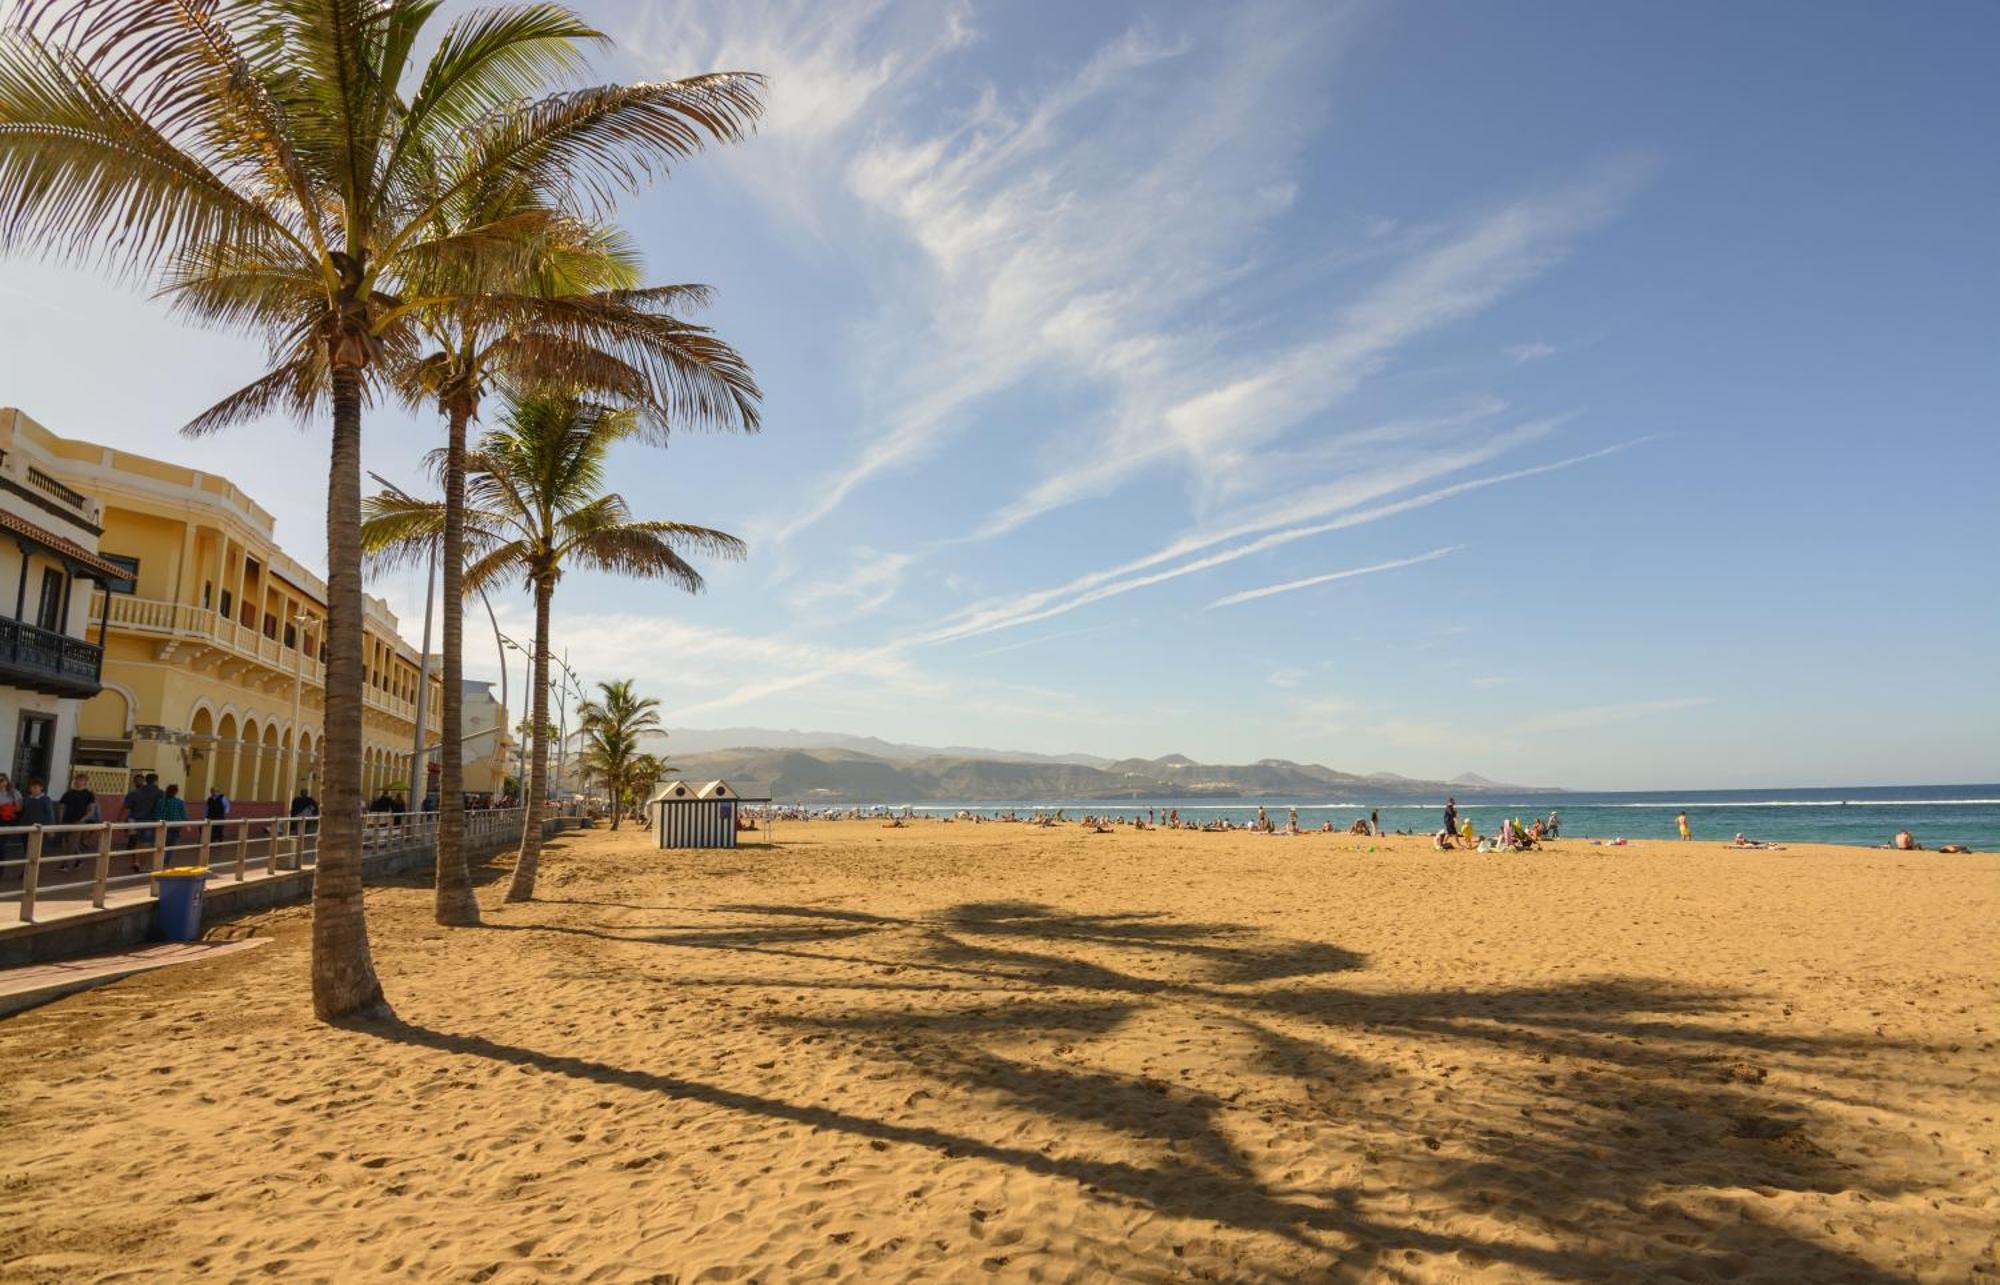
[1505,340,1558,363]
[1207,546,1460,609]
[793,548,913,617]
[976,157,1652,538]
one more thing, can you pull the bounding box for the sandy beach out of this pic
[1,821,1995,1282]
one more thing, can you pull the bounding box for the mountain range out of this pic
[642,728,1556,803]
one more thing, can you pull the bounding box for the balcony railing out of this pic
[25,465,90,513]
[90,593,436,727]
[0,616,103,697]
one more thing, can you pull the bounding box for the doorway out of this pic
[14,713,55,788]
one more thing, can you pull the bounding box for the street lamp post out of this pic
[284,610,318,801]
[408,540,437,801]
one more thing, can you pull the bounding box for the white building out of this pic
[0,418,126,789]
[460,679,512,798]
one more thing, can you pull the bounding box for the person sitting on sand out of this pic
[1893,830,1920,851]
[1348,818,1371,836]
[1433,828,1455,851]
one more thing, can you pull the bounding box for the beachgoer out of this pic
[123,772,163,869]
[1370,808,1381,837]
[1460,816,1475,844]
[1443,796,1458,838]
[0,773,22,866]
[1676,810,1691,841]
[1893,830,1919,851]
[20,779,55,828]
[1433,828,1454,851]
[57,773,97,867]
[1546,809,1560,838]
[160,784,189,855]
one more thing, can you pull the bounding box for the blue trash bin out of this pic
[155,867,209,942]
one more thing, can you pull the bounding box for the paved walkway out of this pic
[0,938,270,1017]
[1,848,300,936]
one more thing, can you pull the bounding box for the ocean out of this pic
[889,784,2000,849]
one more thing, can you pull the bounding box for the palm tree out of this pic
[575,679,664,830]
[0,1,760,1017]
[586,749,673,829]
[398,217,758,928]
[362,393,744,900]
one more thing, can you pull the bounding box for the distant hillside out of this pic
[647,747,1560,804]
[651,727,1114,768]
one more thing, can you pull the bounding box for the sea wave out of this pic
[903,799,2000,811]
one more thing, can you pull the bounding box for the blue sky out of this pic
[2,1,1995,788]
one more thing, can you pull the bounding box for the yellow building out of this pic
[0,408,441,812]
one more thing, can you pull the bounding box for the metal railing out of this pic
[0,807,530,924]
[0,616,104,690]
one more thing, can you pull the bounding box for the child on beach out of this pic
[1677,810,1692,841]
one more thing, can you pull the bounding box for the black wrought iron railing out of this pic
[0,616,103,690]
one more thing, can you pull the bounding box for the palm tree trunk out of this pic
[434,401,478,925]
[505,576,553,901]
[314,363,388,1019]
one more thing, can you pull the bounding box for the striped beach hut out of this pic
[649,779,748,849]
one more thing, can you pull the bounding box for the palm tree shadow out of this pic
[433,897,1930,1280]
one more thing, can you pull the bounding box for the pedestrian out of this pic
[1443,796,1458,839]
[1546,809,1561,839]
[1676,810,1692,841]
[1371,808,1381,837]
[58,772,97,869]
[122,772,162,871]
[205,786,231,821]
[160,783,189,856]
[0,773,22,866]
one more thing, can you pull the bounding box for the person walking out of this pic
[122,772,162,871]
[1676,810,1692,841]
[1370,808,1381,837]
[160,784,189,857]
[1443,796,1458,839]
[58,773,97,869]
[0,773,23,867]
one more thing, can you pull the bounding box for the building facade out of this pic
[2,408,442,812]
[459,679,513,799]
[0,414,126,789]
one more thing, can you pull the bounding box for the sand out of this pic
[0,821,1995,1283]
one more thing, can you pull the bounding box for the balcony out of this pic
[90,593,435,728]
[0,617,103,698]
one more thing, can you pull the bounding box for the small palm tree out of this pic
[575,679,663,830]
[363,393,744,900]
[0,0,760,1019]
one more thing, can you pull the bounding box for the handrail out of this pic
[0,806,535,923]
